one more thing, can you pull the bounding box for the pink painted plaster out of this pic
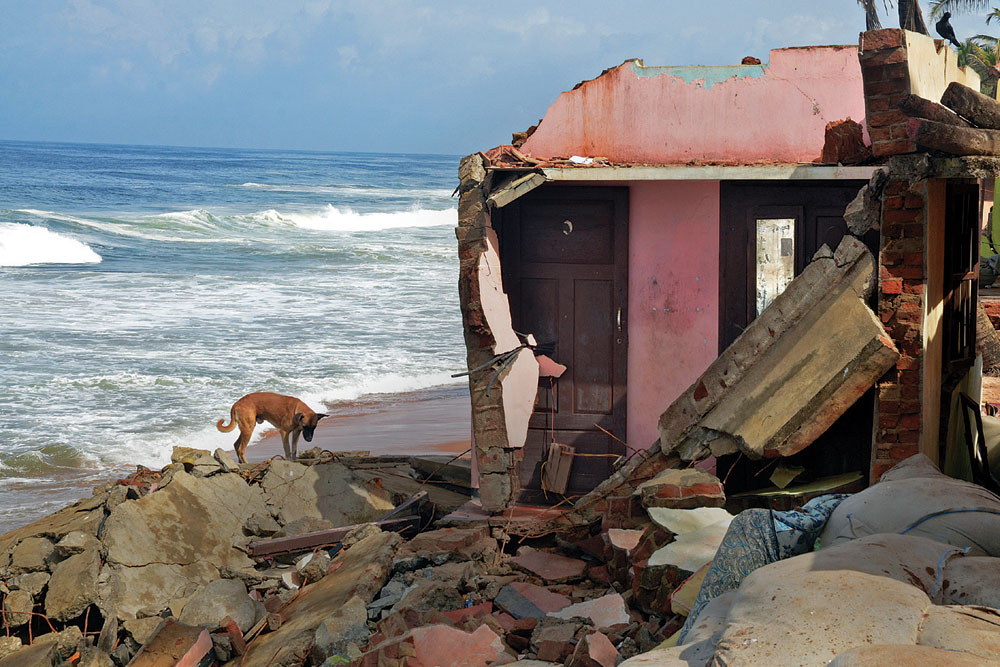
[627,181,719,450]
[521,46,867,164]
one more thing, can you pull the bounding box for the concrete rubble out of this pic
[0,440,995,666]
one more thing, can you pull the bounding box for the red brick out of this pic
[885,180,909,195]
[900,414,921,428]
[873,138,916,156]
[899,400,921,414]
[861,29,905,50]
[879,414,900,428]
[896,356,919,370]
[899,370,920,385]
[865,78,909,97]
[862,64,885,83]
[882,279,903,294]
[883,207,921,223]
[881,309,895,323]
[902,283,925,295]
[866,95,894,111]
[903,252,923,266]
[867,125,892,143]
[897,430,920,444]
[886,266,924,279]
[884,195,904,210]
[881,252,903,266]
[891,444,920,460]
[859,46,906,65]
[868,109,908,128]
[871,461,895,481]
[904,195,925,209]
[880,62,910,80]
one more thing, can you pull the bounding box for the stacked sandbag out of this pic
[820,453,1000,556]
[624,454,1000,666]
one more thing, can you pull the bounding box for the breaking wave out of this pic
[277,205,456,232]
[0,222,102,267]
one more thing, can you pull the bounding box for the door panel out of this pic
[496,186,628,499]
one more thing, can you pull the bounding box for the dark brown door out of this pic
[495,186,628,500]
[718,181,876,492]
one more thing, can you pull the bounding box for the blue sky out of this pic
[0,1,992,155]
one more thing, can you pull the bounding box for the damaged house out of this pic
[457,30,990,512]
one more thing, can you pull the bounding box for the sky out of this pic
[0,1,994,155]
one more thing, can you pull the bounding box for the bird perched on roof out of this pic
[936,11,961,48]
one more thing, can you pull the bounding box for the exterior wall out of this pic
[860,29,981,157]
[520,46,866,165]
[874,176,928,480]
[924,179,946,466]
[627,181,720,449]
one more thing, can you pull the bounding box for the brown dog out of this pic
[216,392,328,463]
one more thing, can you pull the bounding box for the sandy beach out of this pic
[243,384,472,462]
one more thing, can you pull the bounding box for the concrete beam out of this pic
[540,165,880,182]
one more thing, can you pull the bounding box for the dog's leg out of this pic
[291,431,301,462]
[235,428,254,464]
[280,432,291,460]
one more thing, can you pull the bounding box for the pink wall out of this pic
[627,181,720,449]
[521,46,867,164]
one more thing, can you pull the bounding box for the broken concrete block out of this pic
[0,642,58,666]
[0,638,20,662]
[660,236,898,461]
[98,469,268,620]
[54,530,100,557]
[509,547,586,583]
[171,446,222,477]
[10,536,55,573]
[260,459,395,528]
[2,590,32,629]
[567,631,620,667]
[128,620,213,667]
[295,550,332,584]
[76,647,114,667]
[549,593,631,629]
[647,506,733,536]
[495,581,572,620]
[45,546,100,621]
[311,595,369,664]
[123,617,167,647]
[636,468,725,509]
[177,578,256,633]
[213,448,239,472]
[9,571,49,596]
[243,512,280,537]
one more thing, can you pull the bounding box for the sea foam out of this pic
[277,205,456,232]
[0,223,101,267]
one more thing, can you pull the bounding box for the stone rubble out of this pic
[0,448,996,666]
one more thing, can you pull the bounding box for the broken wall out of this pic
[519,47,867,164]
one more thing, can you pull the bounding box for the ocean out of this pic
[0,140,465,533]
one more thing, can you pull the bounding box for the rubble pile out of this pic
[0,446,998,666]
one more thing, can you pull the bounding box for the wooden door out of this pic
[718,181,876,492]
[495,186,628,500]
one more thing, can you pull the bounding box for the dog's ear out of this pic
[316,413,329,420]
[294,412,305,425]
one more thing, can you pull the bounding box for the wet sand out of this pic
[244,384,472,462]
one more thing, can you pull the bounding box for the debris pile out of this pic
[902,81,1000,156]
[0,445,998,666]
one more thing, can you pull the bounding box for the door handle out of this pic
[617,307,622,331]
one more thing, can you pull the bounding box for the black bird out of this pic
[936,11,961,48]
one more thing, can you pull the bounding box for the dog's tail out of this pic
[216,405,237,432]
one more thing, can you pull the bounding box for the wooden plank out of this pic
[907,117,1000,156]
[941,81,1000,130]
[376,490,428,522]
[247,515,420,558]
[541,441,574,495]
[487,172,547,208]
[409,456,473,489]
[899,94,971,127]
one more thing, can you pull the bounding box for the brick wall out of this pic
[873,176,926,480]
[859,29,916,158]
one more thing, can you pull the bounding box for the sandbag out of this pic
[917,605,1000,661]
[826,644,991,666]
[711,568,929,666]
[820,454,1000,556]
[942,556,1000,607]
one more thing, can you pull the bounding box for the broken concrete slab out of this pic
[232,530,401,667]
[648,519,731,573]
[550,593,631,629]
[45,546,100,621]
[510,547,587,583]
[410,455,473,488]
[0,490,109,569]
[664,236,898,460]
[2,589,32,629]
[54,530,100,557]
[171,446,222,477]
[0,642,59,666]
[636,468,725,509]
[99,469,268,620]
[0,638,20,662]
[533,621,583,663]
[9,571,49,596]
[647,507,733,536]
[259,459,395,528]
[9,536,55,573]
